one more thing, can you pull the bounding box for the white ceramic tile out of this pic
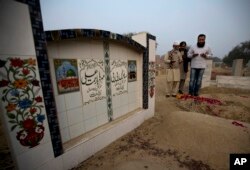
[110,44,124,60]
[57,111,68,129]
[138,97,142,107]
[97,113,109,127]
[95,99,107,115]
[120,93,128,106]
[82,138,95,160]
[57,41,79,59]
[120,105,129,117]
[67,107,83,126]
[37,156,63,170]
[128,91,137,103]
[46,42,58,59]
[115,123,127,140]
[104,126,117,144]
[62,145,84,170]
[128,82,136,92]
[84,117,98,132]
[112,95,121,109]
[128,102,136,113]
[128,103,134,112]
[16,142,54,170]
[0,0,36,55]
[69,122,85,139]
[93,131,112,152]
[112,107,121,120]
[60,128,70,143]
[90,41,103,59]
[83,102,96,120]
[8,131,28,157]
[109,44,117,58]
[40,117,51,144]
[55,95,66,112]
[65,92,82,110]
[112,112,119,120]
[75,41,91,58]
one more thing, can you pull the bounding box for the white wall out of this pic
[0,0,35,55]
[47,40,143,143]
[109,43,143,119]
[132,33,156,119]
[216,76,250,89]
[0,2,156,169]
[0,1,53,170]
[132,32,147,47]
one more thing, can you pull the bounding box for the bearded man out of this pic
[187,34,212,96]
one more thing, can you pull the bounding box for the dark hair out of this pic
[198,34,206,38]
[180,41,186,46]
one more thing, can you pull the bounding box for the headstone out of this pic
[246,60,250,68]
[201,59,213,88]
[232,59,243,76]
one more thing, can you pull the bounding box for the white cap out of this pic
[173,41,180,46]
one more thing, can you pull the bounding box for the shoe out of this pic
[178,90,183,94]
[166,95,170,97]
[172,94,176,97]
[194,93,199,96]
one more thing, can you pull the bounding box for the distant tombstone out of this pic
[232,59,243,76]
[201,59,213,88]
[246,60,250,68]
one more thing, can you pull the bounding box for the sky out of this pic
[40,0,250,58]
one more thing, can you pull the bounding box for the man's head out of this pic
[179,41,187,51]
[197,34,206,48]
[173,41,179,50]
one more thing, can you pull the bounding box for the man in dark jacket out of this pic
[178,41,190,94]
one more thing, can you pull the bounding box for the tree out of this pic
[223,41,250,66]
[123,32,137,38]
[212,57,222,62]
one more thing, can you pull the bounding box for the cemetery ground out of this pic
[72,75,250,170]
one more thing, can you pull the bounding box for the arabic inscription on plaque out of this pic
[79,59,106,105]
[111,60,128,96]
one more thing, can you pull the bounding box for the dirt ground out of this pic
[72,75,250,170]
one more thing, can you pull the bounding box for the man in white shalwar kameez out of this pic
[164,41,183,97]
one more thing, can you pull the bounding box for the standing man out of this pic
[178,41,191,94]
[188,34,212,96]
[164,41,182,97]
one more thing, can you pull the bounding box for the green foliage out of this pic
[212,57,222,62]
[223,41,250,66]
[123,32,137,38]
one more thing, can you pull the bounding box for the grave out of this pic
[232,59,243,76]
[0,1,156,169]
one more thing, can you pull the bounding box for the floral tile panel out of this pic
[0,56,46,148]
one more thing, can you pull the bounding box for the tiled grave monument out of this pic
[0,1,156,169]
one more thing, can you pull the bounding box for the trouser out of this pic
[189,68,205,96]
[179,79,185,92]
[166,81,180,95]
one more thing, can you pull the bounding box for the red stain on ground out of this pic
[232,121,247,128]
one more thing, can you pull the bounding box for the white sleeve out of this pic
[164,53,171,63]
[187,47,194,58]
[206,46,213,58]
